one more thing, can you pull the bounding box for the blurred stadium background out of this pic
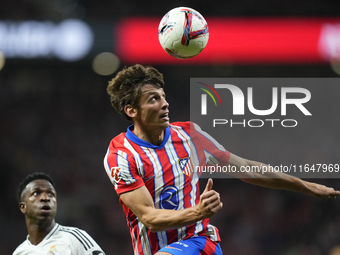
[1,0,340,254]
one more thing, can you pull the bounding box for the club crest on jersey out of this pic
[178,157,193,176]
[48,245,57,255]
[111,167,121,183]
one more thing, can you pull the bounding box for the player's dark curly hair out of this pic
[17,172,55,203]
[107,64,165,121]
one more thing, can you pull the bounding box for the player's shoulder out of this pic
[107,132,130,153]
[59,225,86,235]
[170,121,202,132]
[12,240,29,255]
[58,225,90,242]
[110,132,127,145]
[58,225,104,252]
[170,121,194,130]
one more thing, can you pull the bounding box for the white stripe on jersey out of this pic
[139,146,168,247]
[164,135,184,209]
[137,221,152,255]
[123,137,145,177]
[131,229,139,255]
[170,124,199,207]
[103,147,115,188]
[157,230,168,250]
[116,150,135,185]
[170,125,205,238]
[194,219,204,237]
[164,135,186,241]
[206,224,218,241]
[140,146,163,208]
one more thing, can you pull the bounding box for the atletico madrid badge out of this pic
[178,157,193,177]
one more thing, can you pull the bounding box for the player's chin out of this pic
[38,208,56,218]
[159,121,170,129]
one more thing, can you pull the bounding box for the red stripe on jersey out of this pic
[148,231,161,254]
[132,145,156,199]
[199,237,219,255]
[184,222,197,239]
[118,180,144,195]
[169,125,195,209]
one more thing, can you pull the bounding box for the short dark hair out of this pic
[107,64,165,121]
[17,172,55,203]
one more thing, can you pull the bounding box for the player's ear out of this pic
[19,202,26,213]
[125,105,137,118]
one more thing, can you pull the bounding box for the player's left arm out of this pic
[226,153,340,199]
[193,122,340,198]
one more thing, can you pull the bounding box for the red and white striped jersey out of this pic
[103,122,230,255]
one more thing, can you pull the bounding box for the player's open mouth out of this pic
[40,205,51,213]
[160,113,169,120]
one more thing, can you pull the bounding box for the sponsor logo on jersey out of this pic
[160,186,179,210]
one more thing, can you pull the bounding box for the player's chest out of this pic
[21,240,71,255]
[137,145,193,179]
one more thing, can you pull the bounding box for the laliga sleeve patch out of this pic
[111,167,122,183]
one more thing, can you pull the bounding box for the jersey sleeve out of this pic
[104,146,144,196]
[67,228,106,255]
[191,122,230,166]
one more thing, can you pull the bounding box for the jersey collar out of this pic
[126,125,170,149]
[26,223,59,246]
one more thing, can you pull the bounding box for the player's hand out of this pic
[199,178,223,218]
[304,182,340,199]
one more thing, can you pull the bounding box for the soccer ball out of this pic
[158,7,209,59]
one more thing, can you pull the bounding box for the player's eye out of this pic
[150,95,158,101]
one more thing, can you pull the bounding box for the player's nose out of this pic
[40,192,50,201]
[161,97,169,109]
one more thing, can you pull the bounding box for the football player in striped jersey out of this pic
[104,64,340,255]
[13,172,106,255]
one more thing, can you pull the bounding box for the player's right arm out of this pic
[120,178,222,232]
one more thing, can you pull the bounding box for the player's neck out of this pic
[26,219,56,245]
[133,124,165,146]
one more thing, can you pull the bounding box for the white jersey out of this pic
[13,223,105,255]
